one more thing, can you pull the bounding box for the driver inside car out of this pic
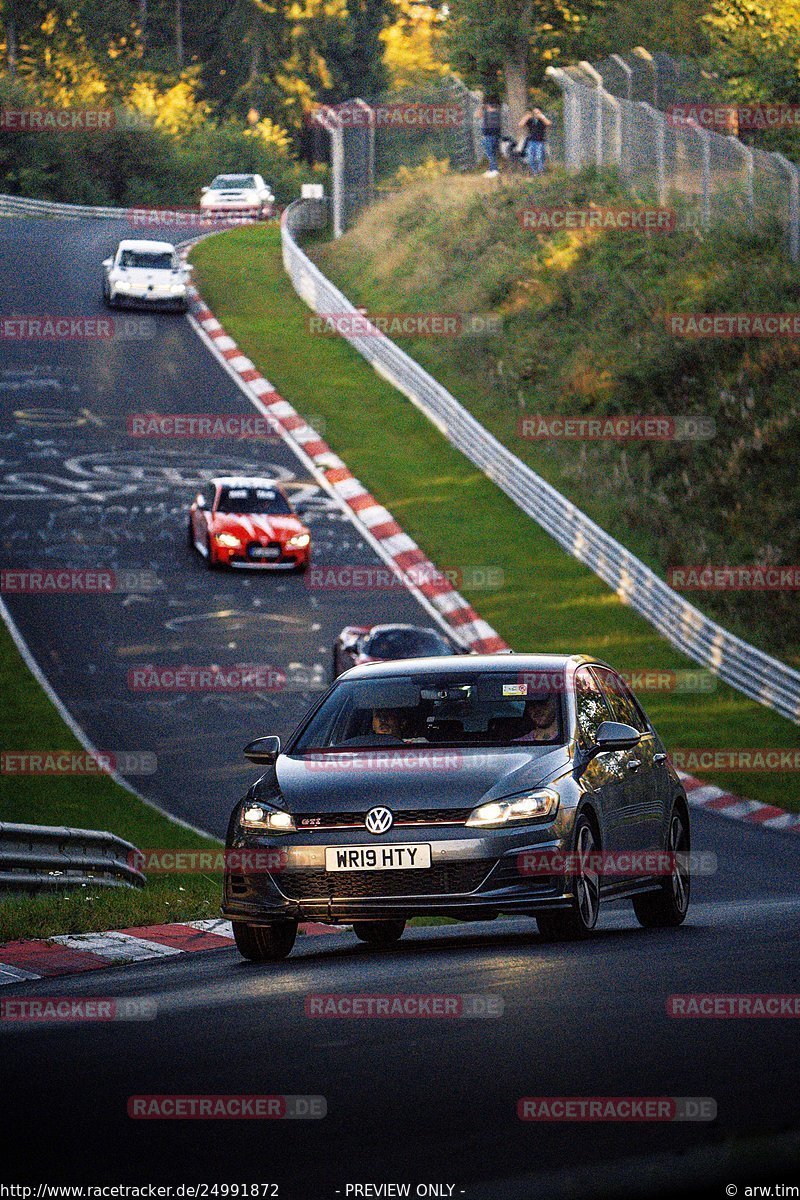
[513,693,561,743]
[372,708,415,739]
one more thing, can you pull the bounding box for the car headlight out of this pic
[114,279,131,292]
[287,533,311,549]
[466,789,559,828]
[240,802,296,833]
[169,283,186,295]
[215,532,242,549]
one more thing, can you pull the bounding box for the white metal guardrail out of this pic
[282,198,800,723]
[0,193,135,219]
[0,822,145,891]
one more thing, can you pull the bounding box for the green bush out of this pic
[0,77,321,209]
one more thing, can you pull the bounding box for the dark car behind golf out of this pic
[223,654,690,961]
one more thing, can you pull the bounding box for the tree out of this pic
[380,0,449,90]
[443,0,598,124]
[704,0,800,103]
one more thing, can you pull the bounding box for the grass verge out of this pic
[191,222,798,813]
[313,170,800,666]
[0,615,220,944]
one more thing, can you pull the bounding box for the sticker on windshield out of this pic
[503,683,528,696]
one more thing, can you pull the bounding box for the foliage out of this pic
[381,0,449,90]
[704,0,800,155]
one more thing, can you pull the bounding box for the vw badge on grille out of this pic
[365,806,393,835]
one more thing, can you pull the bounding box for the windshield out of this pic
[211,175,256,189]
[118,250,175,270]
[292,672,565,751]
[216,486,292,515]
[367,628,453,659]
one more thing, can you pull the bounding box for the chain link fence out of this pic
[310,76,482,236]
[550,49,800,259]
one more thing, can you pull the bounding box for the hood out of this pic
[262,745,572,815]
[211,513,304,542]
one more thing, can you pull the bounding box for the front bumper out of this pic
[111,288,187,310]
[222,824,575,924]
[213,542,310,570]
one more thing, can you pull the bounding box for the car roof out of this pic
[341,653,599,681]
[116,239,176,253]
[211,476,283,488]
[212,173,256,180]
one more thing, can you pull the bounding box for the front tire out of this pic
[233,919,297,962]
[632,805,690,928]
[353,919,406,948]
[537,814,600,941]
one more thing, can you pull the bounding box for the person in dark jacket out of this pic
[519,107,552,174]
[480,98,502,177]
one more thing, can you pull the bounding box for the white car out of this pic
[102,240,191,312]
[199,173,274,218]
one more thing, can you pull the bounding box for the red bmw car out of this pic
[188,477,311,571]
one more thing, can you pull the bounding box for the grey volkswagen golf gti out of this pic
[223,654,691,961]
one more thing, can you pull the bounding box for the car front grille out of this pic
[294,807,474,830]
[276,860,493,900]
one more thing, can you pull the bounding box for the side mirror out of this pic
[102,258,113,268]
[595,721,641,752]
[574,721,641,780]
[244,735,281,765]
[195,493,205,509]
[201,186,209,194]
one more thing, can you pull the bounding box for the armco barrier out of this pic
[0,194,123,219]
[281,198,800,724]
[0,822,145,891]
[0,193,256,224]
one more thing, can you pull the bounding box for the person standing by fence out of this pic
[519,107,551,174]
[481,98,502,178]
